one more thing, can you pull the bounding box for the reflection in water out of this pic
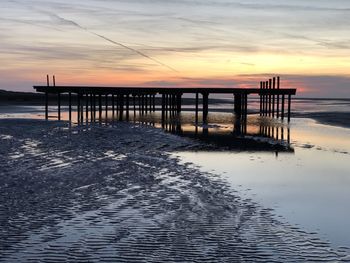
[136,112,293,152]
[176,117,350,248]
[159,113,291,152]
[37,105,294,152]
[9,105,293,152]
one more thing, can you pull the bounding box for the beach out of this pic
[1,98,350,262]
[1,118,349,262]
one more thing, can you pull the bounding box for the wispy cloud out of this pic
[9,1,179,73]
[48,11,179,73]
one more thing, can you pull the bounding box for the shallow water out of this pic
[176,117,350,248]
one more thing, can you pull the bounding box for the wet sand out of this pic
[1,119,350,262]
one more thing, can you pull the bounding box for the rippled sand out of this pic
[0,119,349,262]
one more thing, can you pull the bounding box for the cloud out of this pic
[1,0,350,97]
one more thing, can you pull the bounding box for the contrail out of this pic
[9,0,178,72]
[49,13,178,73]
[89,31,178,73]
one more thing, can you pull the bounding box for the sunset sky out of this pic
[0,0,349,97]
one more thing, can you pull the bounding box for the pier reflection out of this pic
[57,108,293,153]
[159,113,293,153]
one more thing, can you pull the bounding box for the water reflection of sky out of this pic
[177,118,350,248]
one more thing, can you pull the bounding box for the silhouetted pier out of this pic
[33,75,296,124]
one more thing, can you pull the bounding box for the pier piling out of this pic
[126,94,130,120]
[98,94,102,121]
[45,75,49,120]
[85,93,88,121]
[288,94,291,122]
[69,92,72,122]
[282,95,285,120]
[202,93,209,124]
[195,93,199,124]
[272,77,276,117]
[276,76,280,118]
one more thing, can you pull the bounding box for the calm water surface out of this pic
[176,117,350,248]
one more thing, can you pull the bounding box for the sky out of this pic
[0,0,349,97]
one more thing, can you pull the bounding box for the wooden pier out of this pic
[34,75,296,124]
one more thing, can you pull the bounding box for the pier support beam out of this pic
[85,93,89,121]
[112,94,115,120]
[261,82,265,116]
[145,94,148,114]
[265,80,268,116]
[138,95,141,116]
[133,94,136,118]
[195,93,199,124]
[119,94,124,121]
[45,92,48,120]
[202,92,209,124]
[259,82,263,116]
[161,94,165,125]
[90,93,94,121]
[98,94,102,121]
[77,93,80,123]
[165,94,168,119]
[272,77,276,117]
[80,93,84,123]
[268,79,272,117]
[77,93,81,123]
[176,93,182,114]
[173,94,176,117]
[93,94,96,121]
[234,93,242,118]
[57,92,61,121]
[141,95,145,115]
[288,94,291,122]
[153,94,156,112]
[45,75,49,120]
[276,76,280,118]
[281,95,285,121]
[126,94,130,120]
[170,94,174,117]
[263,81,266,116]
[243,93,248,120]
[53,75,61,121]
[68,92,72,122]
[105,94,108,120]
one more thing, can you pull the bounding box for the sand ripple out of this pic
[0,119,349,262]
